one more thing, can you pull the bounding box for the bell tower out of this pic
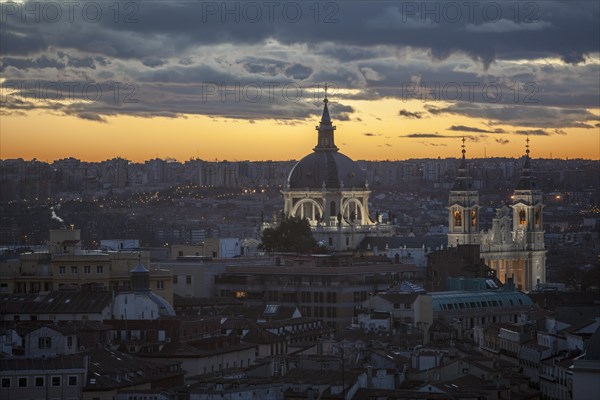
[511,137,546,289]
[448,138,480,247]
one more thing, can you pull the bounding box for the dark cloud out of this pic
[2,0,597,68]
[400,133,480,142]
[515,129,550,136]
[427,103,600,129]
[0,0,598,124]
[401,133,443,138]
[363,132,381,137]
[78,113,107,123]
[142,58,166,68]
[448,125,505,134]
[398,109,423,119]
[67,56,96,69]
[495,138,510,145]
[285,64,313,80]
[418,142,448,147]
[0,55,65,71]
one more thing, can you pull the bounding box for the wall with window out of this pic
[0,362,85,400]
[24,326,78,358]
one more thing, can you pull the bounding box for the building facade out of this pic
[0,228,174,304]
[447,139,546,291]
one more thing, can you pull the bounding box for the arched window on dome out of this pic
[330,201,336,217]
[343,199,363,223]
[454,210,462,227]
[471,210,477,226]
[292,199,323,222]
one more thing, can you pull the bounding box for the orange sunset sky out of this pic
[1,99,598,162]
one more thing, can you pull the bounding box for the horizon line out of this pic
[1,156,598,163]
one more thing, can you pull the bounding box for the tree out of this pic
[259,216,317,254]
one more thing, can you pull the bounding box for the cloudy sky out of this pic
[1,0,599,161]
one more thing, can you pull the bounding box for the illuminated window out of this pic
[519,209,526,225]
[454,210,462,227]
[471,210,477,226]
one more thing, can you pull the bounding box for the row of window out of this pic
[299,292,337,303]
[172,275,192,284]
[301,306,337,318]
[439,297,523,311]
[58,266,104,274]
[1,375,78,388]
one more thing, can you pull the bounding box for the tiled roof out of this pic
[85,348,182,390]
[283,368,360,385]
[378,292,419,305]
[0,291,113,314]
[0,354,87,371]
[242,323,282,344]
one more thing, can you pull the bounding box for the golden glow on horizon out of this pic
[1,99,599,162]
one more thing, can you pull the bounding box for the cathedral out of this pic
[282,92,394,251]
[447,138,546,292]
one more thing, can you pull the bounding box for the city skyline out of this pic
[1,1,599,162]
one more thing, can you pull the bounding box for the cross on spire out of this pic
[323,83,329,104]
[526,136,530,156]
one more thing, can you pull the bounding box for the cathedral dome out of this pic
[288,151,366,190]
[287,94,366,191]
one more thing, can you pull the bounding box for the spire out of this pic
[321,84,331,123]
[516,136,534,190]
[452,137,471,191]
[460,136,466,169]
[314,83,338,152]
